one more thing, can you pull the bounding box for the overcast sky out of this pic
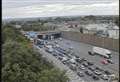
[2,0,119,19]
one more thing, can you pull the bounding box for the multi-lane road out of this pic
[33,38,119,82]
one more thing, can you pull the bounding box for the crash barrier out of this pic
[61,31,119,52]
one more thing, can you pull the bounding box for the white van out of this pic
[88,46,112,58]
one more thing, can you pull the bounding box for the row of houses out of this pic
[83,24,119,39]
[56,22,119,39]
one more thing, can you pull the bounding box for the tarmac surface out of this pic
[33,38,119,82]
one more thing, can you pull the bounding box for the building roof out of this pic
[37,31,61,35]
[85,24,109,31]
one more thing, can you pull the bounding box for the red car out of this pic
[101,60,108,65]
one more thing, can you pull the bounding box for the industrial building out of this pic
[36,31,61,40]
[34,31,61,47]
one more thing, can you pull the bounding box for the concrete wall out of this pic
[61,31,119,52]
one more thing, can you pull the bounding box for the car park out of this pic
[77,72,84,77]
[85,70,93,76]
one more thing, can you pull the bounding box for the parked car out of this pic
[77,72,84,77]
[85,70,93,76]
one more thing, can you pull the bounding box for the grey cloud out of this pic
[2,0,119,19]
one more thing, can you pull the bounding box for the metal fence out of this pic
[61,31,119,52]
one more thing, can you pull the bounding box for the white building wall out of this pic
[108,30,119,39]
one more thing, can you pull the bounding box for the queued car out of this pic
[77,72,84,77]
[75,58,82,63]
[101,59,108,65]
[94,70,102,75]
[100,74,109,80]
[106,59,114,64]
[82,62,89,67]
[61,57,70,64]
[79,65,86,70]
[85,70,93,76]
[88,66,96,71]
[69,63,77,71]
[104,70,111,75]
[87,61,94,66]
[95,67,104,71]
[92,75,100,80]
[59,38,62,41]
[58,56,63,61]
[88,51,95,56]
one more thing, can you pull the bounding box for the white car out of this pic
[101,74,109,80]
[59,38,62,41]
[79,65,85,70]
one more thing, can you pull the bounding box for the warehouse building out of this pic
[36,31,61,40]
[34,31,61,46]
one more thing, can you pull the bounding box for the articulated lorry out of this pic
[88,46,112,59]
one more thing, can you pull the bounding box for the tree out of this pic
[2,23,69,82]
